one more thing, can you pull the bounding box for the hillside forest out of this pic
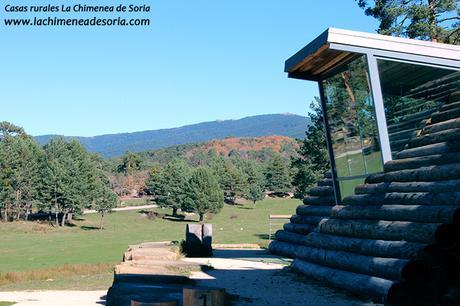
[0,103,328,224]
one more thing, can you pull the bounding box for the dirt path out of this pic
[82,204,157,214]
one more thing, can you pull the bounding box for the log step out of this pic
[342,192,460,206]
[283,222,315,235]
[365,162,460,184]
[290,215,325,225]
[290,259,394,300]
[303,195,336,206]
[355,180,460,195]
[317,178,333,187]
[422,117,460,134]
[307,186,334,196]
[396,141,460,159]
[296,204,333,216]
[270,241,414,281]
[407,127,460,149]
[430,108,460,124]
[317,218,440,244]
[275,230,425,259]
[440,100,460,112]
[332,205,460,224]
[384,152,460,172]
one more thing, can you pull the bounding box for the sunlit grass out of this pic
[0,198,298,290]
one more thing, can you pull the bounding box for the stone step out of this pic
[384,152,460,172]
[355,180,460,194]
[114,273,193,285]
[365,162,460,184]
[407,127,460,149]
[342,192,460,206]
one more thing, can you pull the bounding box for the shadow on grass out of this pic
[163,216,198,223]
[254,233,269,240]
[81,225,101,231]
[236,206,254,210]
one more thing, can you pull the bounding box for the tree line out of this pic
[0,99,328,225]
[0,122,117,227]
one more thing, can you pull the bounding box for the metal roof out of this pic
[285,28,460,81]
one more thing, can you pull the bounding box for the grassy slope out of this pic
[0,198,298,274]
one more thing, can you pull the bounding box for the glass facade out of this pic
[321,55,383,198]
[377,59,460,157]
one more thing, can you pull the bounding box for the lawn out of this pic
[0,198,298,290]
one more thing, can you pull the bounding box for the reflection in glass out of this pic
[322,55,383,198]
[377,60,460,157]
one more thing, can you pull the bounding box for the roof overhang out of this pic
[285,28,460,81]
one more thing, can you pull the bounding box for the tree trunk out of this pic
[61,212,67,227]
[172,207,178,217]
[428,0,438,42]
[100,212,104,230]
[199,213,204,222]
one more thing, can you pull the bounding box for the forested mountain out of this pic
[35,114,309,157]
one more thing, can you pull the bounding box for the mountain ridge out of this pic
[35,114,309,157]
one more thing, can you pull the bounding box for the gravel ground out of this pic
[0,248,381,306]
[185,248,380,306]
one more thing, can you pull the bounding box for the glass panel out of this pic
[322,55,383,198]
[377,59,460,157]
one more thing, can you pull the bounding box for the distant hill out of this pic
[35,114,309,158]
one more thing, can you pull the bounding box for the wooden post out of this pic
[183,287,225,306]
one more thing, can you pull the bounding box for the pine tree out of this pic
[265,155,292,194]
[183,167,224,222]
[291,99,329,198]
[357,0,459,44]
[0,124,42,221]
[149,160,190,217]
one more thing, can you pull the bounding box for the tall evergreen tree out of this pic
[41,138,103,226]
[291,99,329,198]
[183,167,224,222]
[357,0,459,44]
[0,129,42,221]
[147,160,190,217]
[265,155,292,194]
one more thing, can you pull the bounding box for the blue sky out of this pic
[0,1,378,136]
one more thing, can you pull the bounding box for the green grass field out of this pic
[0,198,297,290]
